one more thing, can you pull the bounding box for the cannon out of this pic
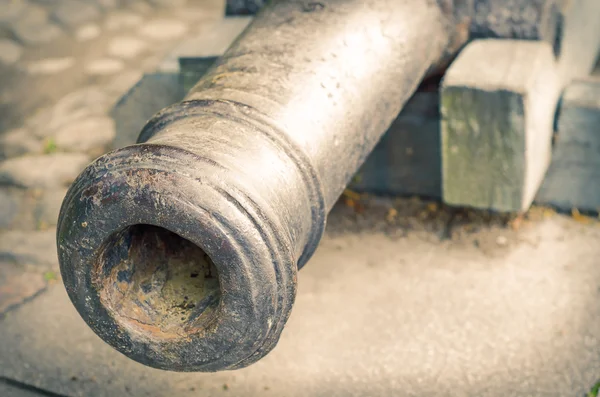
[57,0,599,372]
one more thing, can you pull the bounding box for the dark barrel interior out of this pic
[93,224,221,340]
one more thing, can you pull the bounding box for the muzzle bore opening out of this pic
[93,224,221,341]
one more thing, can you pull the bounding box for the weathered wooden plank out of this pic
[535,77,600,211]
[440,39,561,212]
[349,92,441,199]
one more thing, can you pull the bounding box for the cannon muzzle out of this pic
[57,0,558,372]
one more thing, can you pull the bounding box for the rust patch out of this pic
[94,225,221,342]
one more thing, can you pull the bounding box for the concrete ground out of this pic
[1,1,600,396]
[2,200,600,397]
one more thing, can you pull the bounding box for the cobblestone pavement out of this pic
[1,1,600,396]
[0,0,224,317]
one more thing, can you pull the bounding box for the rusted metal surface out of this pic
[58,0,560,373]
[96,225,221,341]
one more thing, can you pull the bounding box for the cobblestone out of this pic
[51,87,111,122]
[7,4,62,47]
[140,51,164,71]
[0,39,23,66]
[174,5,223,21]
[27,57,74,74]
[0,229,58,269]
[0,187,67,231]
[147,0,188,8]
[138,18,187,41]
[0,128,43,160]
[127,0,153,14]
[27,87,111,138]
[85,58,125,75]
[52,0,101,28]
[12,22,64,46]
[0,153,90,188]
[104,11,144,30]
[0,261,46,315]
[0,187,35,230]
[75,23,101,41]
[105,68,143,95]
[0,0,232,392]
[0,0,28,24]
[0,188,21,229]
[9,3,48,26]
[54,116,115,153]
[107,36,148,59]
[91,0,120,11]
[34,188,68,228]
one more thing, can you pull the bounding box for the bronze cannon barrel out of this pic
[57,0,558,372]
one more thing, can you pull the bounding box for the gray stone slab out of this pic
[0,229,58,270]
[111,73,184,149]
[0,380,49,397]
[536,78,600,211]
[555,0,600,82]
[1,207,600,397]
[111,16,252,149]
[159,16,251,73]
[179,57,217,92]
[0,188,20,229]
[0,259,47,316]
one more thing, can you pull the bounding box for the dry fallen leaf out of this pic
[509,214,523,230]
[542,207,556,219]
[344,198,356,209]
[571,208,591,224]
[386,208,398,223]
[343,189,361,201]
